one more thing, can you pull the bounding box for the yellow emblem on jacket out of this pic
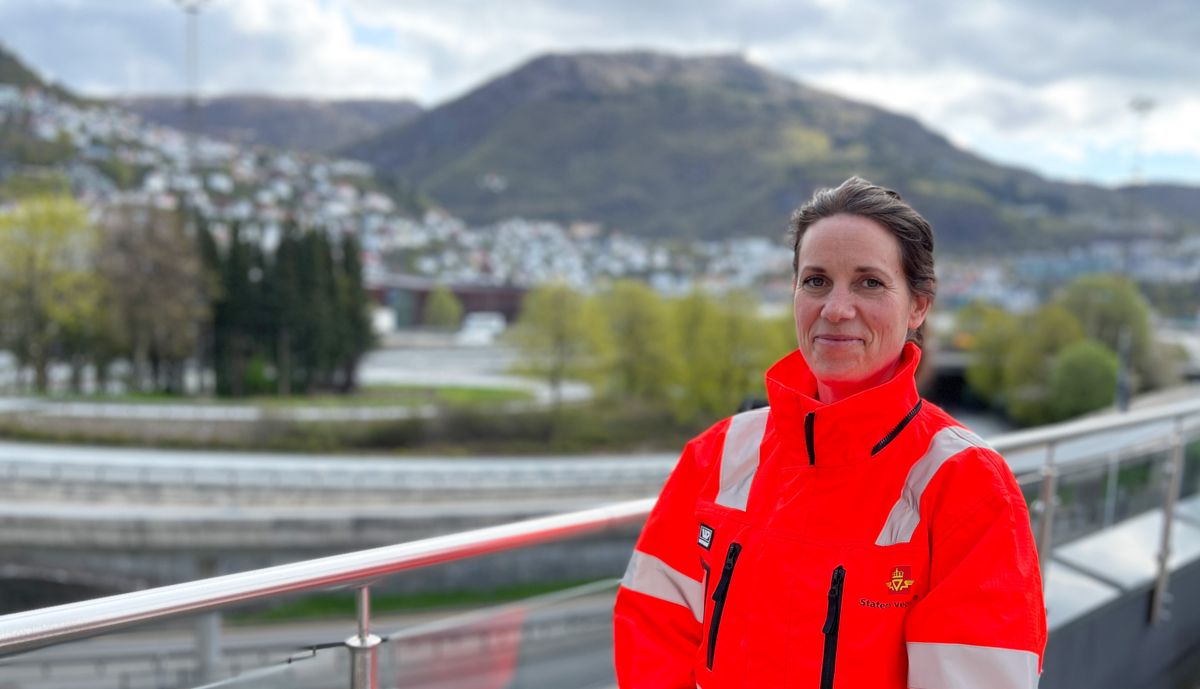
[887,566,914,594]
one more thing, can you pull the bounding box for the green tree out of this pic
[333,234,375,392]
[1055,274,1174,390]
[957,301,1020,408]
[1047,339,1119,421]
[269,223,304,395]
[98,203,212,394]
[0,171,71,202]
[295,230,338,392]
[1003,305,1084,425]
[0,195,102,392]
[511,282,610,411]
[423,284,463,329]
[672,289,787,422]
[600,280,679,403]
[211,222,268,396]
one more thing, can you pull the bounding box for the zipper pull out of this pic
[711,542,742,601]
[805,412,816,465]
[822,565,845,634]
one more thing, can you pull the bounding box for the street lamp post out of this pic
[1129,97,1156,187]
[174,0,212,172]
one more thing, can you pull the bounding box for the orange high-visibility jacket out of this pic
[614,343,1047,688]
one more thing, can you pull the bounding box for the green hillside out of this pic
[344,51,1200,251]
[121,95,423,154]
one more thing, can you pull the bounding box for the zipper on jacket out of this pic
[820,565,846,689]
[805,412,816,465]
[706,541,742,670]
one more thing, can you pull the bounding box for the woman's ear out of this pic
[908,294,932,330]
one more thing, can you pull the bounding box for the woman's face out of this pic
[793,213,930,400]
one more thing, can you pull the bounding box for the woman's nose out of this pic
[821,289,855,322]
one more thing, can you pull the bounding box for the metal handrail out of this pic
[0,395,1196,684]
[989,396,1200,457]
[0,497,653,658]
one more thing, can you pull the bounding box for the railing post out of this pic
[1036,442,1058,587]
[1103,451,1120,527]
[194,555,221,683]
[1150,417,1186,625]
[346,586,381,689]
[195,611,221,682]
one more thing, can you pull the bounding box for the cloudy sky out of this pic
[2,0,1196,187]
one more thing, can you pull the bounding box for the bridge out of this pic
[0,397,1197,689]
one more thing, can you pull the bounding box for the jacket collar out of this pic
[764,342,923,467]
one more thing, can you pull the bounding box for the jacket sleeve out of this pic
[613,440,707,689]
[904,447,1048,689]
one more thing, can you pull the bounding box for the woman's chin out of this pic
[810,361,868,386]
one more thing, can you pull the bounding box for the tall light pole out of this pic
[1129,97,1156,187]
[175,0,212,171]
[1113,97,1155,411]
[174,3,221,679]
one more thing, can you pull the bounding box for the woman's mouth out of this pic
[814,335,863,345]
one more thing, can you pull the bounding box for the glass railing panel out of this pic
[377,579,618,689]
[166,579,622,689]
[1020,433,1200,551]
[0,619,338,689]
[188,649,334,689]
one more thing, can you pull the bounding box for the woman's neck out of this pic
[815,358,902,405]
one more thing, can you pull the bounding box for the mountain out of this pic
[0,43,80,103]
[121,95,423,154]
[342,51,1200,251]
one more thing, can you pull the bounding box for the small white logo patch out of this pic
[698,524,714,550]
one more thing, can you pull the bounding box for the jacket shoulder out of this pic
[682,406,768,474]
[916,404,1022,515]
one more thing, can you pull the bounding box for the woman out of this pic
[613,177,1046,689]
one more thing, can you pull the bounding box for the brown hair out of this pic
[789,176,937,344]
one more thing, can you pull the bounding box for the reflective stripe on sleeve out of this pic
[715,407,769,511]
[908,641,1040,689]
[621,549,704,623]
[875,426,988,546]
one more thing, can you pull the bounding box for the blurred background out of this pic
[0,1,1197,688]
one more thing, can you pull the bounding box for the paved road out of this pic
[0,439,676,494]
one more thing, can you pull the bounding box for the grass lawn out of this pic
[231,578,611,624]
[36,384,534,408]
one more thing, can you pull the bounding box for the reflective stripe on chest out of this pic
[714,407,769,511]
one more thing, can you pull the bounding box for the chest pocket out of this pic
[691,407,769,686]
[693,505,750,680]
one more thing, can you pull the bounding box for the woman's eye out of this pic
[802,276,827,289]
[862,277,884,289]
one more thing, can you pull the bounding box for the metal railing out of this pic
[988,397,1200,622]
[0,498,652,687]
[0,396,1197,688]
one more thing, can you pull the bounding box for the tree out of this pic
[511,282,610,411]
[97,202,212,394]
[294,230,338,393]
[1055,274,1175,390]
[672,289,788,422]
[1003,305,1084,425]
[957,301,1020,408]
[268,223,303,395]
[0,195,102,392]
[1047,339,1119,421]
[600,280,679,403]
[422,284,463,329]
[334,234,375,392]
